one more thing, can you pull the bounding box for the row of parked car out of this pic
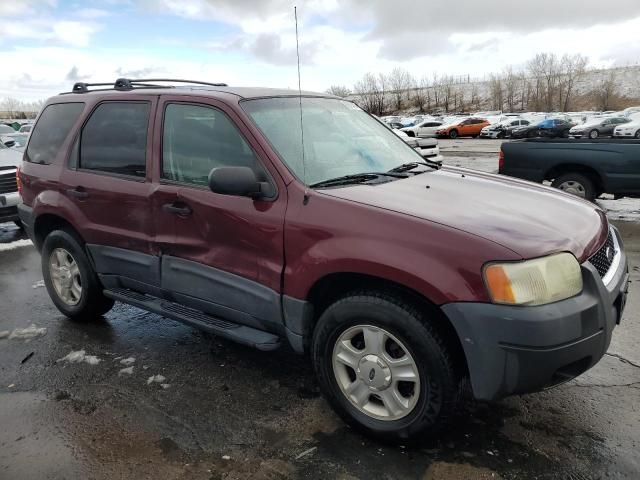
[381,107,640,140]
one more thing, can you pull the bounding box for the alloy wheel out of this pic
[49,248,82,306]
[332,325,420,421]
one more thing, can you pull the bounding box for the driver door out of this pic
[151,97,288,331]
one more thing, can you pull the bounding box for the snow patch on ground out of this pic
[160,383,170,389]
[32,280,45,289]
[0,239,33,252]
[0,331,9,339]
[119,366,134,375]
[147,374,166,385]
[119,357,135,366]
[57,350,101,365]
[5,325,47,340]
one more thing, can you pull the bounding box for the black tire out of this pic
[406,131,415,137]
[41,229,114,320]
[448,130,458,139]
[311,290,462,443]
[496,132,505,139]
[635,130,640,139]
[527,130,538,138]
[551,172,596,201]
[588,129,599,139]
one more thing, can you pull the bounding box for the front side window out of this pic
[242,97,425,186]
[80,102,149,177]
[162,103,262,186]
[26,103,84,164]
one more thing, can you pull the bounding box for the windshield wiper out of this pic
[309,172,408,189]
[388,160,441,173]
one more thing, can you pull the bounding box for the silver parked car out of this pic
[569,117,630,139]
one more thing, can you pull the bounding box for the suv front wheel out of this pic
[311,291,462,442]
[42,229,114,320]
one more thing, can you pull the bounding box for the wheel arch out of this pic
[544,163,605,195]
[302,272,468,375]
[33,213,83,251]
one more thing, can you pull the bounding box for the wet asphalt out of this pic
[1,218,639,480]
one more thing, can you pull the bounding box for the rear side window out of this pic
[79,102,150,177]
[26,103,84,164]
[162,103,261,186]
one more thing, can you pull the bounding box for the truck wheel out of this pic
[448,130,458,139]
[588,129,599,139]
[551,173,596,201]
[41,229,114,320]
[311,291,462,442]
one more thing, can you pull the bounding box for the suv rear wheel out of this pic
[311,291,461,442]
[41,229,114,320]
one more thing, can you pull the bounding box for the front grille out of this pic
[589,230,616,278]
[0,171,17,195]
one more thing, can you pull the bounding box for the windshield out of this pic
[241,97,424,186]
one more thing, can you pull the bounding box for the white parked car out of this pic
[400,119,443,138]
[613,119,640,139]
[480,119,530,139]
[18,124,33,134]
[393,129,443,162]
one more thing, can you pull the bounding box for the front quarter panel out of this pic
[283,184,520,305]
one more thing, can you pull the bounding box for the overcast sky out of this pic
[1,0,640,101]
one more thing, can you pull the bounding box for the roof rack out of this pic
[69,78,228,94]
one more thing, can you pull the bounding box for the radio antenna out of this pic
[294,6,307,188]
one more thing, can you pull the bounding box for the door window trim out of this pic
[67,100,154,183]
[158,101,278,199]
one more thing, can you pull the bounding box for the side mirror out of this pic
[208,166,274,199]
[3,140,15,148]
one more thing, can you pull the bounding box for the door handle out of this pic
[67,187,89,199]
[163,203,192,216]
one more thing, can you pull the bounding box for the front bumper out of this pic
[0,191,20,223]
[442,227,629,401]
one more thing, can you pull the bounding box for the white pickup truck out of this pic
[0,141,22,227]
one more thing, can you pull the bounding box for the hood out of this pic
[319,167,606,262]
[0,146,22,168]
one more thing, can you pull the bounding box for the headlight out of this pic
[483,253,583,306]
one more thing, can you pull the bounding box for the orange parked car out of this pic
[436,117,490,139]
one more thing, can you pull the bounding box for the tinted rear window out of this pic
[80,102,150,177]
[26,103,84,164]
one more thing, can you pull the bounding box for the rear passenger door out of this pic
[61,97,160,290]
[152,97,287,332]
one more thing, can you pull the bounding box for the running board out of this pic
[104,288,281,351]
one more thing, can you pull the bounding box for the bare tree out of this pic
[353,72,387,115]
[593,68,619,111]
[388,67,412,112]
[0,97,21,118]
[488,74,504,111]
[326,85,351,97]
[410,75,430,113]
[558,54,588,111]
[503,66,518,112]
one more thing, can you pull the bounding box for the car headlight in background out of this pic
[483,253,583,306]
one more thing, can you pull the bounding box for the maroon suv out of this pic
[18,79,629,441]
